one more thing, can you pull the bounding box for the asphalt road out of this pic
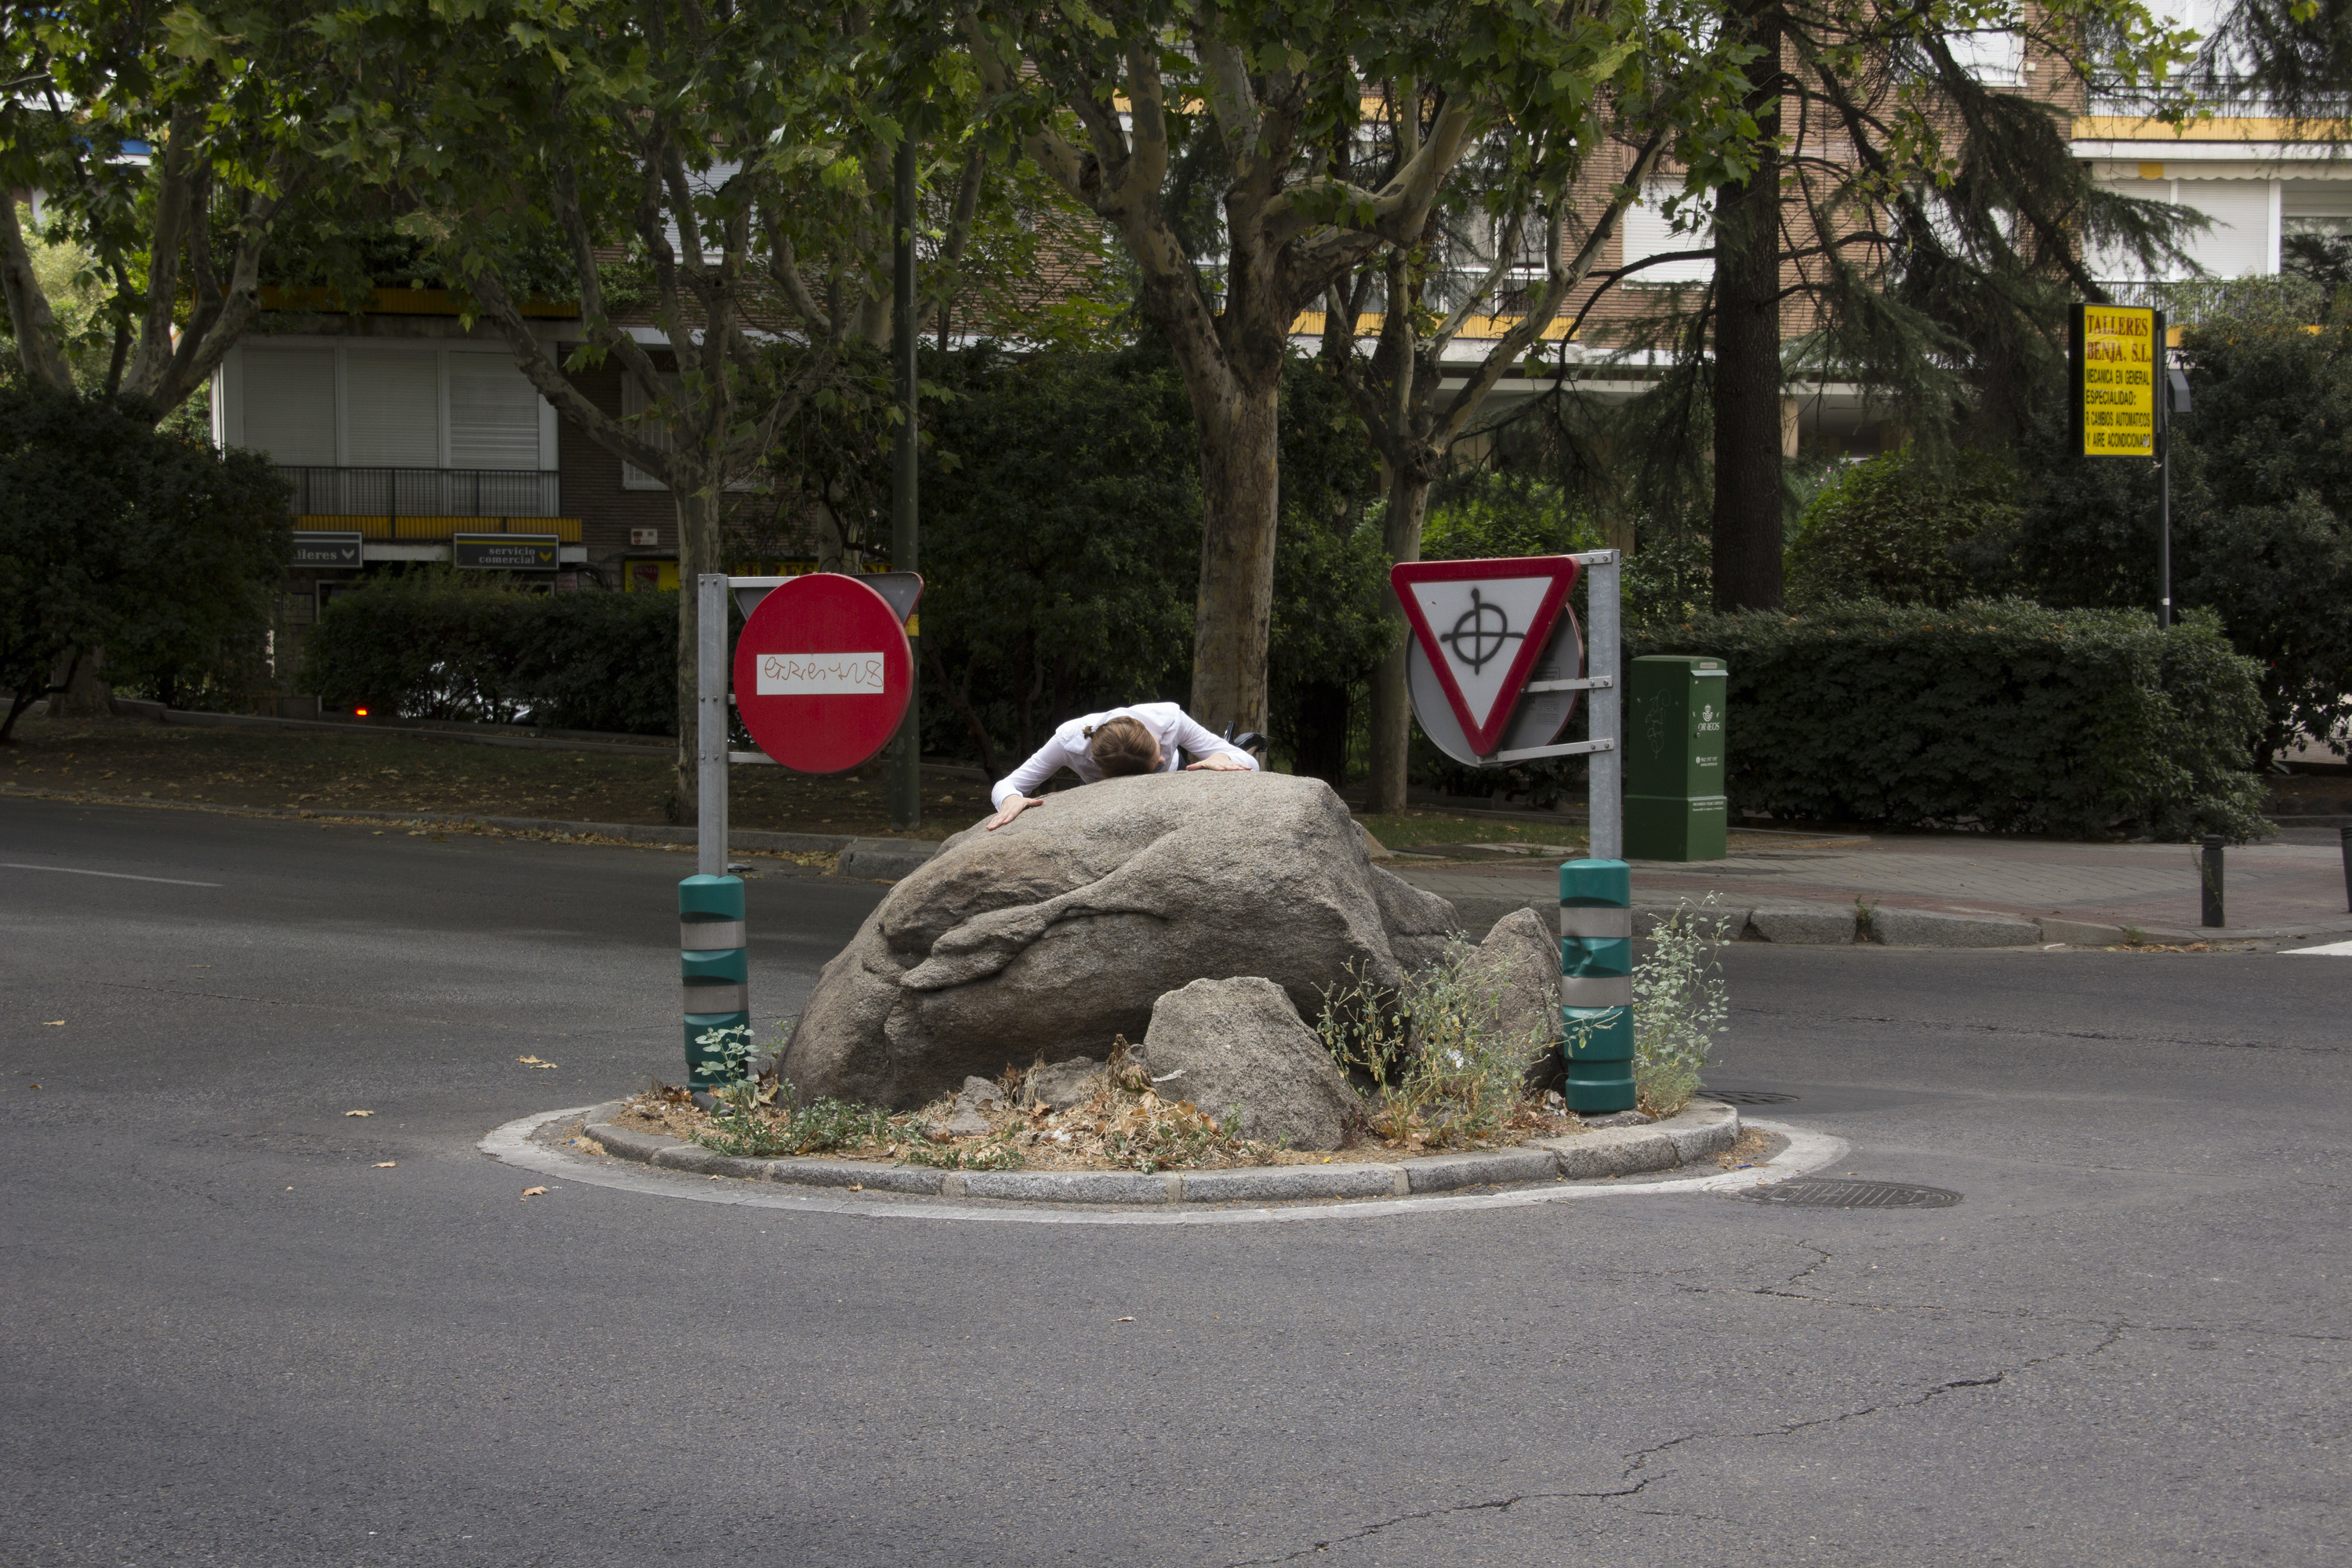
[3,796,2346,1567]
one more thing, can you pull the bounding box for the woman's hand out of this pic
[985,796,1044,830]
[1184,754,1251,771]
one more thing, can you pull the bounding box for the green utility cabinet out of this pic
[1624,655,1729,862]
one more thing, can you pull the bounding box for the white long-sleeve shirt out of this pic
[989,701,1259,810]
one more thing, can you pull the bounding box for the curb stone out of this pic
[1746,901,1859,944]
[1870,906,2042,948]
[574,1099,1741,1206]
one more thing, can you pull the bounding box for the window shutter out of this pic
[344,354,441,467]
[241,349,337,464]
[448,358,543,469]
[622,372,673,490]
[2174,180,2275,278]
[1621,184,1714,284]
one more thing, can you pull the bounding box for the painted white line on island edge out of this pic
[2281,939,2352,956]
[479,1108,1849,1228]
[0,861,221,887]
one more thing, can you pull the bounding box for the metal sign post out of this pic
[1582,549,1623,862]
[679,569,921,1089]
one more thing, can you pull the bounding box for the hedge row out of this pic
[1630,598,2270,840]
[299,573,677,735]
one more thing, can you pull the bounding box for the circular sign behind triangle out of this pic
[731,572,912,774]
[1391,556,1580,755]
[1409,607,1583,765]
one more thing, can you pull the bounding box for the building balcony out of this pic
[278,465,562,521]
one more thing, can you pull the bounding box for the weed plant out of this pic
[688,1024,899,1158]
[1315,937,1549,1148]
[1625,897,1730,1116]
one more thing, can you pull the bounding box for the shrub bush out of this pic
[300,569,677,734]
[0,387,289,735]
[1786,447,2020,608]
[1632,597,2270,840]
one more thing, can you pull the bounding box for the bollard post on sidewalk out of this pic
[2200,833,2226,929]
[1560,858,1635,1114]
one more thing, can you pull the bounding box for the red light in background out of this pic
[354,707,369,717]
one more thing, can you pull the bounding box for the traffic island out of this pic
[564,1097,1744,1207]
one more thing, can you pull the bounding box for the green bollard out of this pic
[1559,858,1636,1114]
[679,873,749,1089]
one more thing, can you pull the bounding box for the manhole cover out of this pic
[1742,1178,1960,1209]
[1698,1088,1799,1105]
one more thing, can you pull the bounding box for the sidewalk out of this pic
[1391,828,2352,946]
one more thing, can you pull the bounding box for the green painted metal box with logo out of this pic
[1624,655,1728,862]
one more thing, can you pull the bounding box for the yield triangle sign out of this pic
[1392,556,1581,757]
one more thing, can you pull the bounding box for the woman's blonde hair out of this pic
[1083,715,1158,777]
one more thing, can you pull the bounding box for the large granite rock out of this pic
[1139,977,1355,1150]
[779,771,1460,1109]
[1464,906,1565,1089]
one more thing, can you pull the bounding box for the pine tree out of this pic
[1558,0,2199,611]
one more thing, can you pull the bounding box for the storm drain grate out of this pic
[1742,1178,1961,1210]
[1697,1089,1800,1105]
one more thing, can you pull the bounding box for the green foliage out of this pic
[689,1024,905,1159]
[1316,940,1548,1149]
[918,345,1390,778]
[916,344,1201,771]
[1269,359,1390,782]
[1632,598,2270,840]
[1629,898,1730,1118]
[299,570,677,734]
[0,387,289,735]
[1420,470,1602,562]
[1786,448,2020,608]
[2013,318,2352,760]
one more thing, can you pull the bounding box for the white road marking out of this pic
[2281,939,2352,956]
[0,862,221,887]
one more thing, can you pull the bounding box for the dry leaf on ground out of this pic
[372,1161,397,1168]
[521,1185,549,1199]
[517,1055,558,1069]
[344,1109,373,1117]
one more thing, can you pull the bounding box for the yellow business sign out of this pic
[2073,303,2161,457]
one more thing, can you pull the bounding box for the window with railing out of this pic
[277,466,561,518]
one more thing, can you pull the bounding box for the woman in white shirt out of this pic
[985,700,1259,829]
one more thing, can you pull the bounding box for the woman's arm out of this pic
[986,735,1072,827]
[1167,710,1259,772]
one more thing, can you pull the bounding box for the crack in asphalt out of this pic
[1226,1313,2140,1567]
[1220,1479,1658,1566]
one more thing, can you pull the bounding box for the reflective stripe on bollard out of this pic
[680,873,748,1089]
[1560,858,1636,1115]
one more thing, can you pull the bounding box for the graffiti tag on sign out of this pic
[756,653,887,695]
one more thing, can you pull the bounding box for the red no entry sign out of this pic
[731,572,913,774]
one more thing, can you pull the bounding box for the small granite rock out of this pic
[942,1076,1006,1135]
[1023,1056,1105,1110]
[1139,976,1354,1151]
[1464,906,1565,1089]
